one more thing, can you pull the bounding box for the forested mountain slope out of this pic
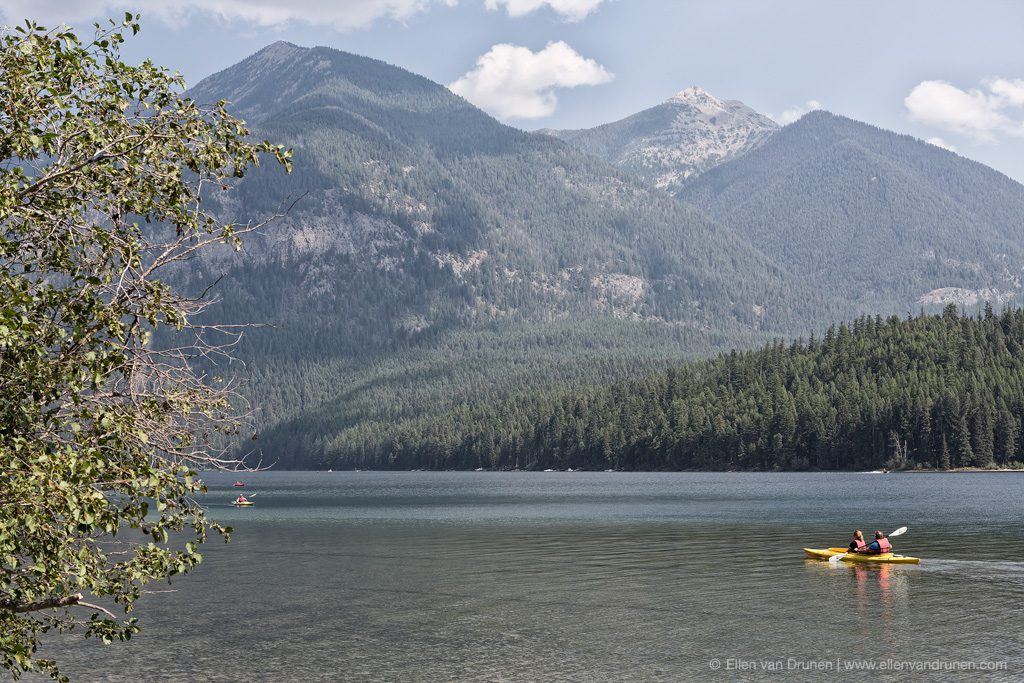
[678,111,1024,312]
[181,43,836,465]
[327,305,1024,472]
[187,42,831,346]
[543,87,778,194]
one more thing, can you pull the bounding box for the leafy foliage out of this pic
[0,18,288,679]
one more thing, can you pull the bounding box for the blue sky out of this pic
[7,0,1024,180]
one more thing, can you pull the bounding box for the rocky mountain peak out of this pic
[545,87,779,194]
[254,40,306,60]
[666,86,726,112]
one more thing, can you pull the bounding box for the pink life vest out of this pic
[853,539,867,550]
[876,537,891,553]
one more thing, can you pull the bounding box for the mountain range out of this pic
[188,42,816,335]
[678,111,1024,311]
[181,41,1024,468]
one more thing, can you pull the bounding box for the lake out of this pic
[41,472,1024,681]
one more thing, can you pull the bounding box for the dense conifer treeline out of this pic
[239,318,759,468]
[284,306,1024,471]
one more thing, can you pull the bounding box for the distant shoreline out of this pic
[900,467,1024,473]
[313,467,1024,474]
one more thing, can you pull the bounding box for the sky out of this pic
[5,0,1024,181]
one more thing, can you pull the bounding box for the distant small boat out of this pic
[327,469,333,472]
[474,467,484,472]
[543,468,556,472]
[233,481,245,487]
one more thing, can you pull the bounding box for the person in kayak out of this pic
[235,495,248,503]
[861,530,892,554]
[847,530,867,552]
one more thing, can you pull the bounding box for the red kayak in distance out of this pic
[233,481,245,487]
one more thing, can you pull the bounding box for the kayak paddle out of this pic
[829,526,908,564]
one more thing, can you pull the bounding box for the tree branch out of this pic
[0,593,84,614]
[76,600,118,620]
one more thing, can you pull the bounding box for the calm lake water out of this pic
[40,472,1024,681]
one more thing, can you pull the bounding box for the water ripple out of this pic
[36,472,1024,682]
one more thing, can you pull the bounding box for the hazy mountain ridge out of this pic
[188,41,465,127]
[678,111,1024,311]
[543,87,779,194]
[191,42,824,341]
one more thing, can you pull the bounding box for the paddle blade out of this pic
[889,526,908,537]
[828,552,847,564]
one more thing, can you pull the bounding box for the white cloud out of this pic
[484,0,604,21]
[449,41,613,119]
[925,137,958,153]
[905,78,1024,140]
[988,78,1024,107]
[770,99,822,125]
[0,0,441,30]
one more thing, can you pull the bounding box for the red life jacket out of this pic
[876,537,891,553]
[853,539,867,550]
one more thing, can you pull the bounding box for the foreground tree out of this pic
[0,16,289,679]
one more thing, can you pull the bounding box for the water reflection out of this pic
[803,559,913,633]
[854,564,911,625]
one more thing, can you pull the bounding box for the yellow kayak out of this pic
[233,500,255,507]
[804,547,920,564]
